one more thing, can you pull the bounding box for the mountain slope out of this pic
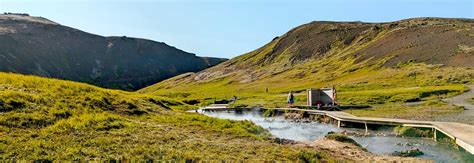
[0,72,330,160]
[0,14,226,90]
[140,18,474,110]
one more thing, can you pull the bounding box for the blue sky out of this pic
[1,0,473,58]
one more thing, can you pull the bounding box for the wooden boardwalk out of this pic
[270,108,474,154]
[203,104,229,109]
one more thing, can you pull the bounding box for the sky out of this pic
[1,0,473,58]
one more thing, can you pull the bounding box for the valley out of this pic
[0,14,473,161]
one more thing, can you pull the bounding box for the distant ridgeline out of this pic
[0,14,226,90]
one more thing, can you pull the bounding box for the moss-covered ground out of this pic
[345,101,464,120]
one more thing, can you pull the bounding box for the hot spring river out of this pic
[199,110,474,162]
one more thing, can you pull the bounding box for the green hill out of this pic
[140,18,474,119]
[0,14,226,91]
[0,72,327,160]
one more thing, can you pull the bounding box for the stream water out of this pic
[200,110,474,162]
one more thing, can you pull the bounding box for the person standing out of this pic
[287,91,295,108]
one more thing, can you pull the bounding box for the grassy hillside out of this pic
[0,14,226,90]
[0,72,328,161]
[140,18,474,120]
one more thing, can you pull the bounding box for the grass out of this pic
[325,132,363,148]
[1,112,326,160]
[0,72,329,161]
[393,126,433,138]
[338,85,467,105]
[344,100,464,120]
[141,62,473,118]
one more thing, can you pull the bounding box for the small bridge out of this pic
[270,108,474,154]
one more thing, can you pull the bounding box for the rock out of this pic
[391,148,424,157]
[338,130,368,137]
[268,137,297,145]
[284,112,303,120]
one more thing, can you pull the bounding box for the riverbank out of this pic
[269,133,425,162]
[272,134,426,162]
[312,137,426,162]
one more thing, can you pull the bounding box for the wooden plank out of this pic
[402,124,435,128]
[457,139,474,154]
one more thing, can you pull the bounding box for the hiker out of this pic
[287,91,295,108]
[230,95,238,102]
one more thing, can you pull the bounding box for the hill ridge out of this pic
[140,17,473,110]
[0,14,227,90]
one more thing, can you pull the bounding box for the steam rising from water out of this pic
[203,110,474,162]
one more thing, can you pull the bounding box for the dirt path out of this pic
[434,85,474,124]
[442,85,474,110]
